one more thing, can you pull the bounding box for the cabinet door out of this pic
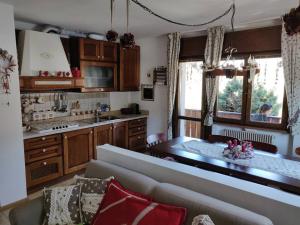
[119,46,140,91]
[94,124,113,158]
[113,121,128,149]
[80,38,100,61]
[63,128,93,174]
[26,156,63,188]
[100,41,117,62]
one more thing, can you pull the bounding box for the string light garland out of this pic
[130,0,235,27]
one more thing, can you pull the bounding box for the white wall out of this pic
[0,3,27,206]
[131,36,168,135]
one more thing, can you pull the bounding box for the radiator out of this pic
[223,129,273,144]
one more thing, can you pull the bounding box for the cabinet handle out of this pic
[138,127,141,130]
[42,148,47,153]
[42,161,47,166]
[41,137,46,141]
[138,136,141,139]
[90,131,93,134]
[102,56,104,59]
[98,55,100,59]
[64,136,68,139]
[110,127,113,130]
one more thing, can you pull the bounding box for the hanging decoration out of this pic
[283,4,300,36]
[106,0,118,42]
[0,48,16,106]
[121,0,135,48]
[204,2,260,79]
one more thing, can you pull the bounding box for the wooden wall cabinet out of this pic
[94,124,113,158]
[119,45,140,91]
[113,121,128,149]
[79,38,117,62]
[63,128,93,174]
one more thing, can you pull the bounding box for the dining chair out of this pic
[146,133,167,147]
[244,140,278,154]
[295,147,300,156]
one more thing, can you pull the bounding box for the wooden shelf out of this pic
[204,68,260,78]
[20,76,84,91]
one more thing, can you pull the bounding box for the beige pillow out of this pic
[43,184,82,225]
[192,215,215,225]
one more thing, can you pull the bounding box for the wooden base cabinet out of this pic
[63,128,93,174]
[113,121,128,149]
[128,118,147,151]
[26,156,63,188]
[94,124,113,158]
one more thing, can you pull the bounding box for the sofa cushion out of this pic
[152,183,273,225]
[43,185,82,225]
[85,160,158,195]
[75,175,114,224]
[92,179,186,225]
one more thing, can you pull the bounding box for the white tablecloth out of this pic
[172,140,300,180]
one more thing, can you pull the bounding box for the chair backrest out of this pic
[147,133,167,147]
[244,140,278,154]
[295,147,300,156]
[208,135,238,144]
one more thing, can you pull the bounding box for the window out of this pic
[249,57,284,125]
[177,61,203,138]
[215,56,287,129]
[216,59,244,120]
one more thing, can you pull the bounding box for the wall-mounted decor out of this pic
[0,48,16,105]
[153,66,167,85]
[141,84,154,101]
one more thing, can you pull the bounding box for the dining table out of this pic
[149,136,300,195]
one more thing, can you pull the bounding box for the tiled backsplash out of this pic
[21,92,110,123]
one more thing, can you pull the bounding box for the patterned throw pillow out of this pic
[75,175,114,224]
[192,215,215,225]
[43,185,82,225]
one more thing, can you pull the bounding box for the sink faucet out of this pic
[95,107,102,122]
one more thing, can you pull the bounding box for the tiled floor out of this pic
[0,177,75,225]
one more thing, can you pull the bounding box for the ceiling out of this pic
[0,0,298,38]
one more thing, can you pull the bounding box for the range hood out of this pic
[18,30,71,76]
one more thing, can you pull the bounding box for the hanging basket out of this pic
[106,30,118,42]
[120,33,135,48]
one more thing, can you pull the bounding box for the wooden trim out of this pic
[20,76,84,91]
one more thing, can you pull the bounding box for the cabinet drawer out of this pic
[24,134,62,150]
[128,118,146,128]
[128,134,146,149]
[25,145,62,164]
[26,156,63,188]
[128,125,146,136]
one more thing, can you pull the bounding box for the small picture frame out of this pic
[141,84,154,101]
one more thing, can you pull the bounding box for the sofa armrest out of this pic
[9,197,44,225]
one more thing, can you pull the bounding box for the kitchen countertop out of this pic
[23,114,148,140]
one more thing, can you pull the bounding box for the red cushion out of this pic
[92,180,186,225]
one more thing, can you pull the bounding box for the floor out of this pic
[0,178,75,225]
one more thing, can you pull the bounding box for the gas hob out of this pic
[31,122,79,134]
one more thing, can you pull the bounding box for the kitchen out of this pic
[17,29,156,191]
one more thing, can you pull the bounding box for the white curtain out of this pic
[282,25,300,135]
[167,32,181,140]
[203,26,225,126]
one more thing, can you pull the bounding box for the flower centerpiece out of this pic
[223,139,254,160]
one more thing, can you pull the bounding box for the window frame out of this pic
[214,54,288,130]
